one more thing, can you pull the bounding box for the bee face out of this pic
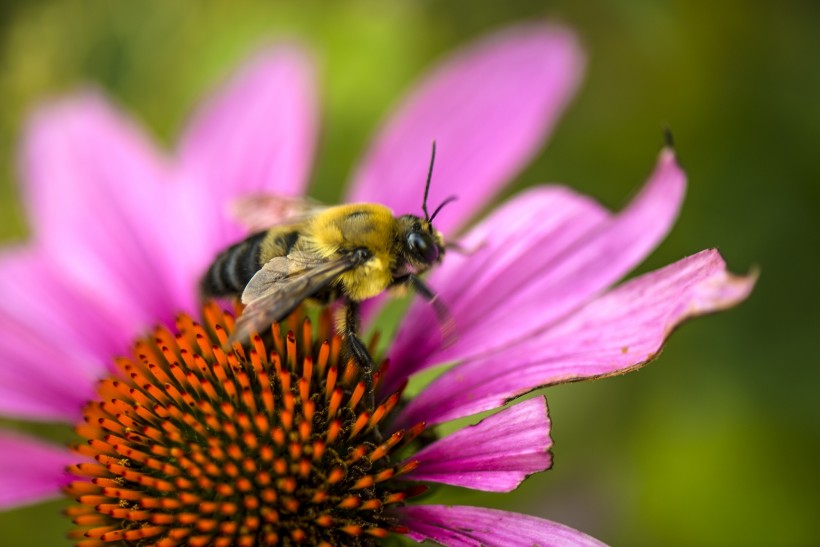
[400,216,445,267]
[407,230,439,263]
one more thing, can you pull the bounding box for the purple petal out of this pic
[402,397,551,492]
[384,148,685,394]
[348,23,584,235]
[177,45,317,251]
[396,249,756,428]
[396,505,606,547]
[20,92,186,327]
[0,431,75,509]
[0,248,112,420]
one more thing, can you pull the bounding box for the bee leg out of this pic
[342,300,377,412]
[342,300,383,442]
[445,240,485,256]
[399,274,457,347]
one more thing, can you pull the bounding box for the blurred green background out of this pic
[0,1,816,545]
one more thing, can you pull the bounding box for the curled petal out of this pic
[396,249,756,428]
[402,397,551,492]
[385,148,685,393]
[0,431,75,510]
[396,505,606,547]
[348,23,584,234]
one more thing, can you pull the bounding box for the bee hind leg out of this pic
[341,300,377,414]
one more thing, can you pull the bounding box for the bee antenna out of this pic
[422,141,437,221]
[430,195,458,223]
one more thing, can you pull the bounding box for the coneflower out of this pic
[0,22,753,545]
[62,305,601,545]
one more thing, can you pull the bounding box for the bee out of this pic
[201,143,455,407]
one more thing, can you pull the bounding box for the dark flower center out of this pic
[65,303,425,546]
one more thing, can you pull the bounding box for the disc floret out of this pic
[65,304,422,546]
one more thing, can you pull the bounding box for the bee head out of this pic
[411,140,455,266]
[402,218,444,265]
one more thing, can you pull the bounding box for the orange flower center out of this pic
[64,303,425,546]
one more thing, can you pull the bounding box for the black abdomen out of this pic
[201,231,268,297]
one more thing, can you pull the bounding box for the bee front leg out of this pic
[394,274,457,347]
[341,300,377,413]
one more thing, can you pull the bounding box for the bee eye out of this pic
[408,232,439,263]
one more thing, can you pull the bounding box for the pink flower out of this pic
[0,23,753,545]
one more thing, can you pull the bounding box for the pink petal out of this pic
[402,397,551,492]
[348,23,584,235]
[396,505,606,547]
[20,92,185,328]
[384,148,685,394]
[0,431,75,509]
[0,248,122,421]
[396,249,756,428]
[177,45,318,254]
[0,334,94,421]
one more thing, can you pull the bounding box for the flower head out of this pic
[65,306,420,544]
[0,22,754,545]
[60,305,601,545]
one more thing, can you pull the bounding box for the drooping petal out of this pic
[19,92,186,327]
[396,505,606,547]
[176,45,318,260]
[396,249,756,428]
[0,431,75,509]
[348,23,584,235]
[384,148,685,393]
[402,397,551,492]
[0,249,113,420]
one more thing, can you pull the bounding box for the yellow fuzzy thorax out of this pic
[305,204,398,301]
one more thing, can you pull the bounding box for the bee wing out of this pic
[229,194,327,232]
[231,250,368,343]
[239,253,321,305]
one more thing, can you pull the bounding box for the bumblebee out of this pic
[201,144,454,406]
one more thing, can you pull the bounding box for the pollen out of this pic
[65,303,423,546]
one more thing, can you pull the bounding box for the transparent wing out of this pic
[229,194,328,232]
[231,250,368,343]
